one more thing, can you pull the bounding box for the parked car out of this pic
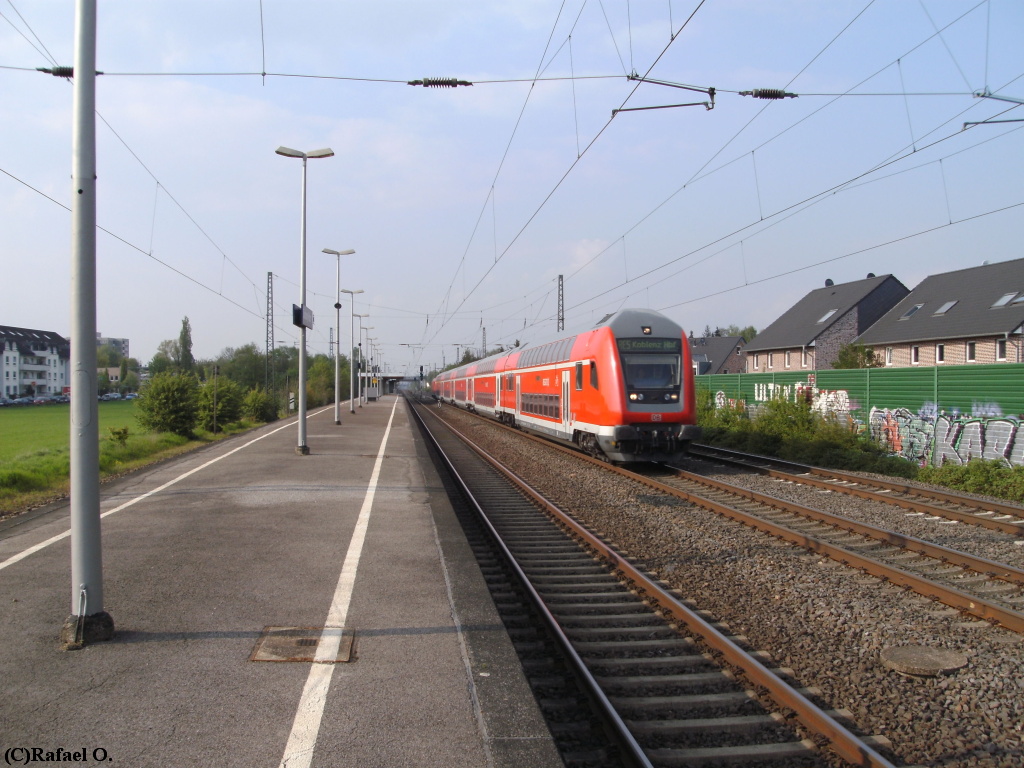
[100,392,122,401]
[124,392,138,400]
[11,397,33,405]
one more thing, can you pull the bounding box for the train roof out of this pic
[435,309,685,380]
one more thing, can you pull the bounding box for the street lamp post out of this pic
[322,248,355,425]
[367,336,378,404]
[342,291,364,414]
[276,145,334,455]
[359,322,373,407]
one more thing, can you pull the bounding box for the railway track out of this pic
[642,462,1024,633]
[410,397,897,768]
[689,444,1024,536]
[429,401,1024,634]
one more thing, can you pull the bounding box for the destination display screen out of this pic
[617,338,681,353]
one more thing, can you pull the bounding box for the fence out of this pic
[695,365,1024,467]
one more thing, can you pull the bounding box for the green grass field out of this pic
[0,400,137,463]
[0,400,210,515]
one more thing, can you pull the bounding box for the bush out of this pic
[197,377,244,433]
[918,460,1024,503]
[695,389,918,479]
[241,388,277,423]
[136,372,199,438]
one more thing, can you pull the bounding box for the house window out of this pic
[900,304,924,320]
[966,342,976,362]
[936,344,945,363]
[885,347,893,366]
[801,349,808,368]
[997,339,1007,361]
[784,351,791,368]
[933,300,958,315]
[912,346,920,364]
[816,309,838,324]
[767,353,773,369]
[753,353,759,370]
[992,292,1018,308]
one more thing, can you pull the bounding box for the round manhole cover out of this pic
[880,645,967,677]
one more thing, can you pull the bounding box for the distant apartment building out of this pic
[1,325,71,398]
[97,332,130,359]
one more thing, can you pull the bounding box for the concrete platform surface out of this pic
[0,396,562,768]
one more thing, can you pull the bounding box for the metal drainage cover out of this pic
[250,627,355,663]
[880,645,967,677]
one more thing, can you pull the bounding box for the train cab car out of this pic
[432,308,701,463]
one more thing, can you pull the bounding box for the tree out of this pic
[96,344,122,369]
[136,372,199,437]
[148,352,172,376]
[832,343,882,369]
[121,370,140,393]
[153,339,180,371]
[307,354,334,407]
[721,324,758,343]
[178,317,195,373]
[241,388,278,422]
[197,377,243,433]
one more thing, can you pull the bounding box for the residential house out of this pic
[0,325,71,398]
[856,258,1024,367]
[690,334,746,374]
[743,274,909,372]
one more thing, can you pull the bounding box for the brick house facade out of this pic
[858,259,1024,368]
[744,274,909,373]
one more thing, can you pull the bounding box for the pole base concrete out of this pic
[60,611,114,651]
[295,445,310,455]
[335,420,341,425]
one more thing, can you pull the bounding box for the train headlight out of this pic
[629,392,644,401]
[665,393,678,402]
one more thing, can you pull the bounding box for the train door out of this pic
[468,378,474,404]
[562,370,570,430]
[515,375,521,417]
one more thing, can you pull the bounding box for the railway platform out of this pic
[0,395,562,768]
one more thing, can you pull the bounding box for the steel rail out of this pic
[662,466,1024,588]
[411,402,653,768]
[429,406,899,768]
[635,470,1024,634]
[434,406,1024,634]
[690,445,1024,535]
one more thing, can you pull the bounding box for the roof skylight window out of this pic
[816,309,838,324]
[933,300,958,316]
[992,292,1018,308]
[899,304,924,320]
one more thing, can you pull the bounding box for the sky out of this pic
[2,0,1022,377]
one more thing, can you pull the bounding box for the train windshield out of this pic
[621,353,681,388]
[618,337,682,390]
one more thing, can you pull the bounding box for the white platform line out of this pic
[279,397,399,768]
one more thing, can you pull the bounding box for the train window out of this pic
[575,362,583,390]
[590,361,598,389]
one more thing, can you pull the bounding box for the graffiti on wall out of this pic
[748,381,858,424]
[717,383,1024,467]
[869,403,1024,467]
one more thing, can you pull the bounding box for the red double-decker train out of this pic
[431,308,701,462]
